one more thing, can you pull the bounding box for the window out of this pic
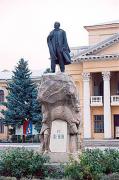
[94,115,104,133]
[0,90,4,102]
[0,122,4,133]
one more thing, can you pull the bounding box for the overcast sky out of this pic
[0,0,119,71]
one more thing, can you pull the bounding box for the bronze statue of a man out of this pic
[47,22,71,73]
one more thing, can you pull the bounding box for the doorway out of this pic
[114,115,119,139]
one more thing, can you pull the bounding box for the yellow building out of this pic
[67,20,119,147]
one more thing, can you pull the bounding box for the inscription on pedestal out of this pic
[50,120,67,152]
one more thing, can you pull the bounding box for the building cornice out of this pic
[84,24,119,31]
[72,54,119,63]
[84,20,119,31]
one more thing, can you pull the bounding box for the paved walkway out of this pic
[0,143,41,151]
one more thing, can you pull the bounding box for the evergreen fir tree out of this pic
[1,59,42,132]
[30,87,42,132]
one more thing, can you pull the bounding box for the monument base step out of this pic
[47,152,69,163]
[47,152,79,163]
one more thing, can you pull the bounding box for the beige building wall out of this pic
[85,24,119,45]
[0,81,8,140]
[66,60,119,140]
[66,22,119,140]
[67,62,117,140]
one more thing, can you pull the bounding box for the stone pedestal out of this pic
[50,120,67,152]
[38,72,81,162]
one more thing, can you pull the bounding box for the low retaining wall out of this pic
[0,143,41,152]
[83,139,119,149]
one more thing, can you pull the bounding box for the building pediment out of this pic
[72,32,119,63]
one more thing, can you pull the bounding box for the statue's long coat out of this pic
[47,29,71,65]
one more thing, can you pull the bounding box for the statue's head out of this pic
[54,22,60,30]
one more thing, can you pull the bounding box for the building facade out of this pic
[66,20,119,147]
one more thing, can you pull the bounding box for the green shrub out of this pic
[64,157,86,180]
[46,164,65,179]
[80,149,105,178]
[100,173,119,180]
[102,149,119,174]
[64,149,119,180]
[0,148,49,179]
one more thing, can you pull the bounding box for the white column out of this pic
[82,72,91,138]
[102,71,111,138]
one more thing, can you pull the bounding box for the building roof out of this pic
[72,32,119,63]
[0,69,44,80]
[74,33,119,57]
[85,20,119,27]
